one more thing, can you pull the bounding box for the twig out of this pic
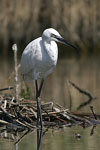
[12,44,19,104]
[5,64,21,86]
[0,119,9,125]
[42,109,69,116]
[15,119,29,128]
[68,80,97,110]
[90,106,98,120]
[52,114,67,122]
[54,102,64,110]
[0,86,14,92]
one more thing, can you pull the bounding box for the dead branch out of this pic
[90,106,98,120]
[0,86,14,92]
[0,94,99,142]
[12,44,19,104]
[68,80,97,110]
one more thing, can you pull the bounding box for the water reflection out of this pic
[14,129,43,150]
[37,129,43,150]
[0,124,100,150]
[15,135,18,150]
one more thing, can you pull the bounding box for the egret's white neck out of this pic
[42,37,55,52]
[42,36,53,51]
[42,37,58,63]
[42,35,51,44]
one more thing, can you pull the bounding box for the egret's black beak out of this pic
[56,36,77,49]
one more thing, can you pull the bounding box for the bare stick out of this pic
[5,64,21,85]
[90,106,98,120]
[12,44,19,104]
[0,86,14,91]
[68,80,97,110]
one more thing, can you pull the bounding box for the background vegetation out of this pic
[0,0,100,58]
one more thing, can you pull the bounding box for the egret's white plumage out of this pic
[21,28,76,128]
[21,28,61,80]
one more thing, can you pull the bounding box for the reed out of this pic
[0,0,100,57]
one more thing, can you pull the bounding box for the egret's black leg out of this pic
[35,80,39,127]
[37,97,43,128]
[35,80,43,128]
[38,79,44,97]
[35,80,39,98]
[37,79,44,128]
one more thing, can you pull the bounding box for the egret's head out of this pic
[42,28,77,49]
[42,28,61,42]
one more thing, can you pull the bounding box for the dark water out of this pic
[0,58,100,150]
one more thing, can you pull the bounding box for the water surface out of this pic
[0,58,100,150]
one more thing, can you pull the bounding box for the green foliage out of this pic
[20,86,31,99]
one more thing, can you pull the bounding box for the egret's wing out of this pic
[21,37,42,75]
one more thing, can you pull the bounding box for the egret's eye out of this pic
[51,34,56,38]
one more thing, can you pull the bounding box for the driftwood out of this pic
[0,79,98,143]
[0,86,14,91]
[0,95,99,131]
[0,87,99,145]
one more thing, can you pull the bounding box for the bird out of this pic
[21,28,77,128]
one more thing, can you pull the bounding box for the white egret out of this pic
[21,28,77,128]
